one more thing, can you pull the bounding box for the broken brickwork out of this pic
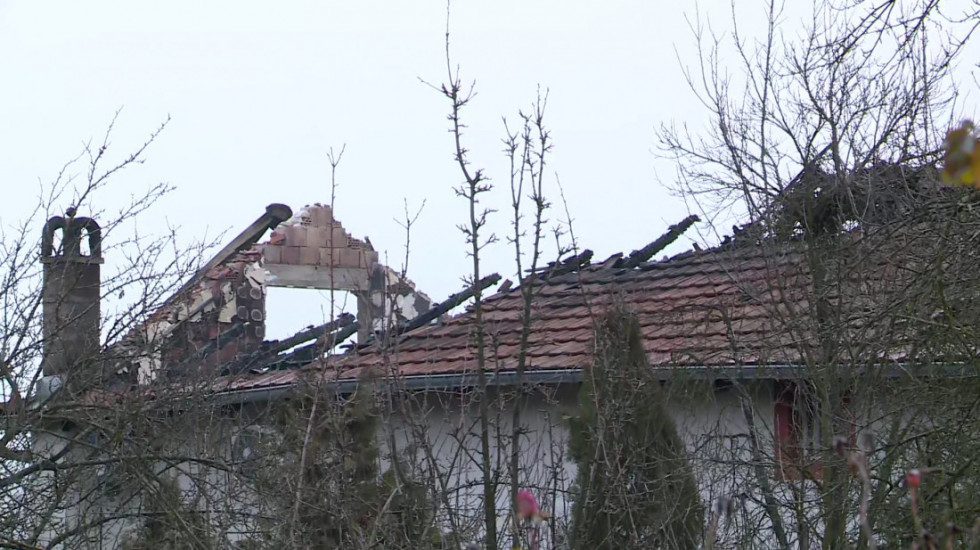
[111,203,430,386]
[261,204,432,343]
[262,204,379,272]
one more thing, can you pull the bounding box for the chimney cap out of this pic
[41,213,104,263]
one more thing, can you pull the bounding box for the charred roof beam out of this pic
[169,204,292,304]
[225,313,358,374]
[619,214,700,269]
[392,273,502,337]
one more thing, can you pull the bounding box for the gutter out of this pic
[212,364,800,405]
[213,368,585,405]
[212,361,978,406]
[31,362,972,408]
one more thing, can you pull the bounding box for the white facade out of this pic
[32,379,792,549]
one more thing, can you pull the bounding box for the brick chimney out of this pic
[40,208,103,383]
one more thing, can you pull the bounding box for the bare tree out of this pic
[661,0,980,547]
[0,115,237,549]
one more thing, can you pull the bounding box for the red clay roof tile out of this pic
[222,244,816,392]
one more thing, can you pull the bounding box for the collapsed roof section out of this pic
[116,203,431,386]
[220,216,770,395]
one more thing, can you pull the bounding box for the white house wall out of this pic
[32,380,795,549]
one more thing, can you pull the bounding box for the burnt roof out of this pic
[220,241,816,395]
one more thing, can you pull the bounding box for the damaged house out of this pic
[29,169,980,548]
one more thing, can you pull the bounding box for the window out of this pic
[232,424,281,472]
[773,381,821,481]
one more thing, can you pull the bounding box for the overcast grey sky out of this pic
[2,1,977,338]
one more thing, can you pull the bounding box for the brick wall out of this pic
[261,205,379,270]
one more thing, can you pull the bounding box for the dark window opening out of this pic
[773,381,822,481]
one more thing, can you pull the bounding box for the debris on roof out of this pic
[112,203,431,386]
[224,240,811,394]
[620,215,699,269]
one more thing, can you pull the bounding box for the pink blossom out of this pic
[516,489,540,519]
